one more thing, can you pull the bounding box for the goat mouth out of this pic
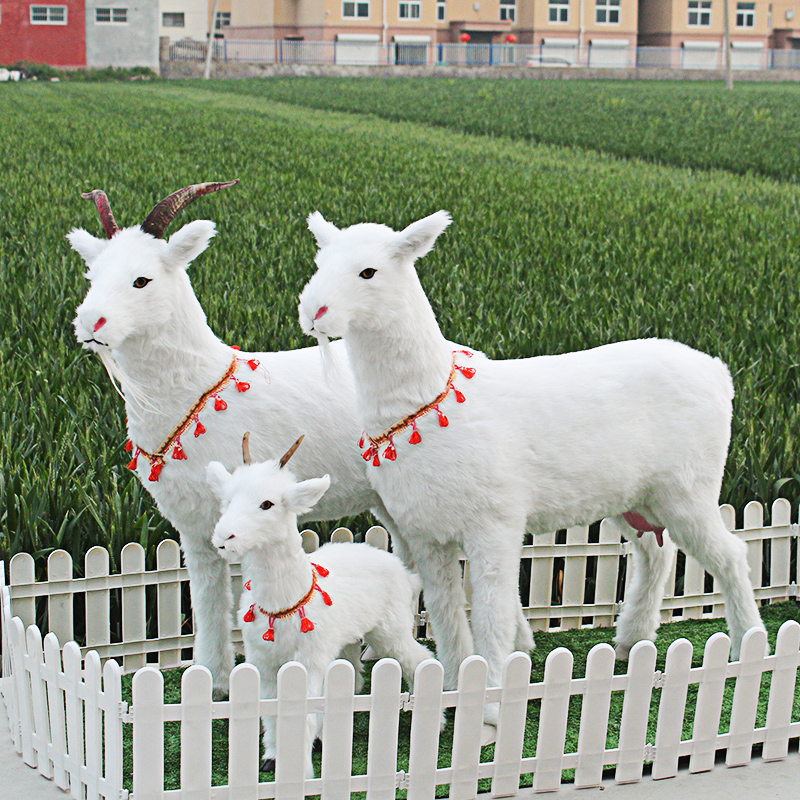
[84,337,109,347]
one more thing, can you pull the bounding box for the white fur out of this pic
[298,211,766,709]
[69,216,531,696]
[208,455,432,777]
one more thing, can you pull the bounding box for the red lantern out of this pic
[460,32,471,42]
[506,33,518,43]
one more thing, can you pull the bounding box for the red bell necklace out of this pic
[359,349,475,467]
[242,563,332,641]
[125,348,260,482]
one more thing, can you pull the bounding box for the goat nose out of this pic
[314,306,328,321]
[94,317,107,332]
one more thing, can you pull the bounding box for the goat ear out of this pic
[67,229,108,264]
[393,211,452,262]
[206,461,232,499]
[307,212,340,249]
[163,219,217,271]
[283,475,331,516]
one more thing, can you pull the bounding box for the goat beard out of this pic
[313,332,344,386]
[97,348,166,418]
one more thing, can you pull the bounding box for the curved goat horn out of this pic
[279,435,305,469]
[140,179,239,239]
[242,432,252,465]
[81,190,120,239]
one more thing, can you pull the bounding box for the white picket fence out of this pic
[1,499,799,799]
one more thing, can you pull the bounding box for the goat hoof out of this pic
[261,758,276,773]
[614,643,631,660]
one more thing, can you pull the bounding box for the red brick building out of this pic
[0,0,86,67]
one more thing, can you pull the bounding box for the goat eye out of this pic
[133,277,152,289]
[260,500,274,510]
[359,268,376,280]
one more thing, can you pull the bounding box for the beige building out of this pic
[216,0,800,64]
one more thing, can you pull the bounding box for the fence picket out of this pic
[331,527,354,544]
[47,550,74,647]
[132,667,165,800]
[227,663,261,800]
[121,543,146,672]
[688,632,730,773]
[449,656,488,800]
[574,643,615,789]
[406,659,444,800]
[10,617,35,766]
[652,638,693,779]
[276,662,311,800]
[763,620,800,761]
[180,666,213,798]
[156,540,182,669]
[365,659,402,800]
[301,529,320,553]
[26,624,52,779]
[560,525,589,630]
[681,555,705,619]
[43,633,68,791]
[490,651,531,798]
[593,520,620,628]
[62,641,84,796]
[365,525,390,551]
[743,501,764,593]
[532,648,573,792]
[102,658,124,800]
[322,660,356,800]
[9,552,35,628]
[726,627,768,766]
[84,650,103,800]
[528,531,555,632]
[615,640,657,783]
[85,547,110,650]
[769,499,792,599]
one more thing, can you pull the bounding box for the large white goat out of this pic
[69,184,531,696]
[298,210,766,714]
[208,433,433,777]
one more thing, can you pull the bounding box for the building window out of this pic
[30,4,67,23]
[437,0,445,19]
[596,0,619,23]
[96,7,128,23]
[688,0,711,25]
[215,10,230,28]
[162,11,184,25]
[399,1,421,18]
[736,1,754,26]
[549,0,569,23]
[343,0,369,16]
[500,0,515,21]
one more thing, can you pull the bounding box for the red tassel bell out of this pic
[456,365,476,379]
[243,604,256,623]
[194,418,206,437]
[128,453,139,470]
[214,395,227,411]
[149,461,164,482]
[383,440,397,461]
[172,442,187,460]
[263,628,275,642]
[435,405,449,427]
[125,440,133,452]
[313,563,329,577]
[247,359,260,370]
[453,387,466,403]
[409,421,422,444]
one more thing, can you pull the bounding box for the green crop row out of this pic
[1,80,800,569]
[187,77,800,183]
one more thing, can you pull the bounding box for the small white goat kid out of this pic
[69,184,529,697]
[298,210,766,707]
[208,434,433,777]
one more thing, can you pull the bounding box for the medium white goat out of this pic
[208,434,433,777]
[69,184,532,696]
[298,210,766,715]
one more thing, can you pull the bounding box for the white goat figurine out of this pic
[208,433,433,777]
[69,184,530,697]
[298,210,766,713]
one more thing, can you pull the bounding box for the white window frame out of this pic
[162,11,185,26]
[342,0,370,17]
[500,0,515,21]
[30,4,67,24]
[214,10,230,28]
[596,0,620,24]
[398,0,421,19]
[95,7,128,23]
[688,0,711,26]
[736,0,755,27]
[436,0,445,20]
[549,0,569,23]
